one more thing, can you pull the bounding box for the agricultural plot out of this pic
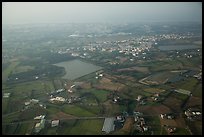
[176,77,198,91]
[57,119,104,135]
[136,105,172,115]
[50,112,76,120]
[192,83,202,97]
[162,97,183,112]
[139,71,179,85]
[62,104,96,117]
[103,100,122,116]
[2,61,20,82]
[94,77,125,91]
[143,88,165,94]
[81,89,110,103]
[185,96,202,108]
[117,66,150,74]
[13,65,35,74]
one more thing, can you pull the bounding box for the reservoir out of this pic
[54,59,102,80]
[158,45,200,51]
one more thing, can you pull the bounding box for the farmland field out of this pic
[57,119,104,135]
[62,105,96,117]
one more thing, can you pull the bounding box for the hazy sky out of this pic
[2,2,202,24]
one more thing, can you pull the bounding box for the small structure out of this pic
[31,99,39,103]
[25,101,31,106]
[56,89,64,93]
[34,115,45,120]
[3,93,10,98]
[50,97,66,102]
[174,89,191,96]
[51,120,60,127]
[102,117,115,134]
[136,95,142,101]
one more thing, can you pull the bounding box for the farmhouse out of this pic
[102,117,115,134]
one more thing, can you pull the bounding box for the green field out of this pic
[62,104,96,117]
[82,89,110,103]
[2,98,9,114]
[173,127,191,135]
[58,119,104,135]
[6,80,54,99]
[13,65,35,74]
[2,61,20,82]
[192,83,202,97]
[175,77,198,91]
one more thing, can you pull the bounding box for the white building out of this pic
[51,120,60,127]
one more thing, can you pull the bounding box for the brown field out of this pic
[174,116,186,128]
[114,75,136,82]
[162,97,183,112]
[160,118,178,127]
[185,96,202,108]
[160,115,186,128]
[122,117,134,132]
[103,100,120,116]
[139,71,176,85]
[50,112,77,120]
[94,77,125,91]
[80,82,91,89]
[119,57,128,63]
[117,66,149,74]
[136,105,172,115]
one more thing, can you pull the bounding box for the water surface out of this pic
[54,60,102,80]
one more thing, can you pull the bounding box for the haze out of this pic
[2,2,202,24]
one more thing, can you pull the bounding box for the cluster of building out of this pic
[34,115,46,133]
[163,125,177,134]
[34,114,60,133]
[133,111,148,132]
[68,85,75,93]
[151,93,160,102]
[136,95,146,105]
[95,73,103,79]
[50,96,66,103]
[24,99,46,110]
[3,92,11,98]
[50,88,65,96]
[160,113,175,120]
[184,108,202,121]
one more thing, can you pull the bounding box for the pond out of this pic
[158,45,200,51]
[54,59,102,80]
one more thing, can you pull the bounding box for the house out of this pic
[51,120,60,127]
[102,117,115,134]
